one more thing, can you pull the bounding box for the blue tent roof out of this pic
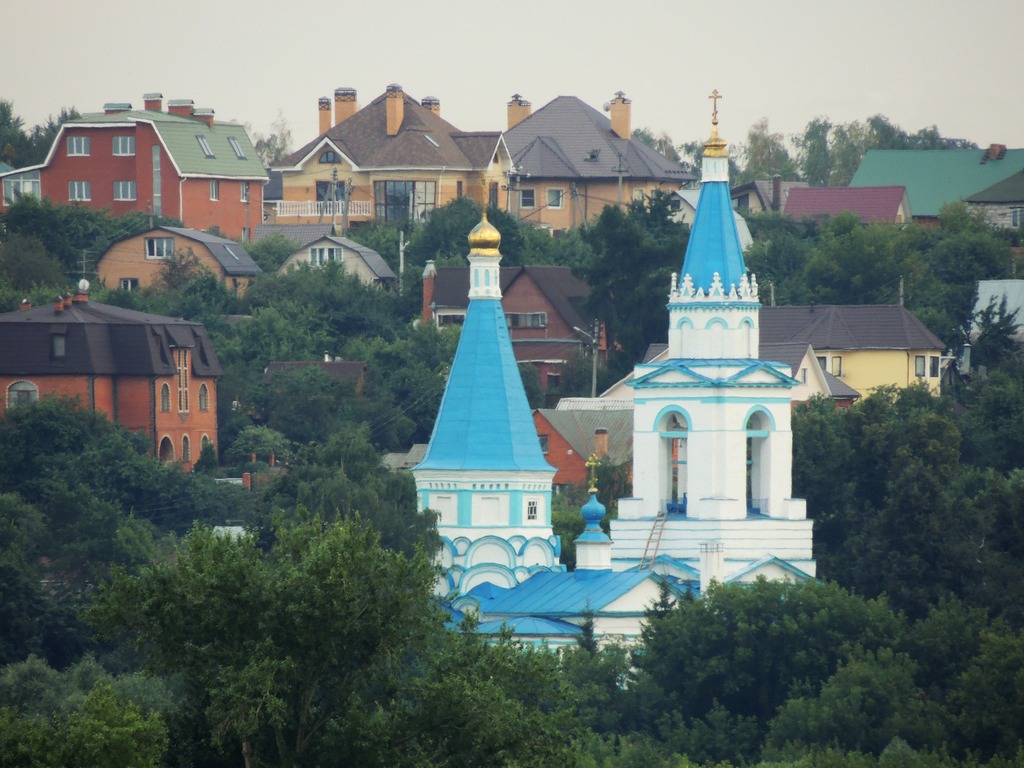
[416,298,553,472]
[476,570,658,616]
[680,179,746,293]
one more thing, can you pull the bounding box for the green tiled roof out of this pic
[71,111,267,180]
[851,148,1024,217]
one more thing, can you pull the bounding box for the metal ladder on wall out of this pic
[638,507,669,570]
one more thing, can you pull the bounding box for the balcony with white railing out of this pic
[274,200,374,220]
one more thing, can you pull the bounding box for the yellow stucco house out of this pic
[270,85,511,227]
[502,93,694,233]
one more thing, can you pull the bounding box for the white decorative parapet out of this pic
[275,200,373,218]
[670,271,759,302]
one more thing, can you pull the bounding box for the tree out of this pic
[735,118,798,184]
[633,127,683,163]
[248,110,292,168]
[88,517,440,768]
[0,233,66,289]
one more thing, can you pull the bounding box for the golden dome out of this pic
[703,88,729,158]
[468,211,501,253]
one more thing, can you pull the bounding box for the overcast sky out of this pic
[8,0,1023,157]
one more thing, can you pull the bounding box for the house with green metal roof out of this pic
[0,94,266,241]
[850,144,1024,225]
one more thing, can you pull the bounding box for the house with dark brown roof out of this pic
[0,287,221,469]
[783,186,911,224]
[271,85,511,226]
[502,93,694,232]
[760,305,946,396]
[422,263,601,392]
[731,177,809,213]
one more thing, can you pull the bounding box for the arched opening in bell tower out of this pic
[657,408,690,515]
[745,408,774,516]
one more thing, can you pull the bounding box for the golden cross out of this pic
[585,453,601,491]
[709,89,723,125]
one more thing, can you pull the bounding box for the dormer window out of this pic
[51,333,66,361]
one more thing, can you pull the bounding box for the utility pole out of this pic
[574,320,601,398]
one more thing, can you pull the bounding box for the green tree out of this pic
[88,517,440,768]
[736,117,798,184]
[248,110,292,168]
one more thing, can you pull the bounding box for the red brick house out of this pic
[422,263,603,391]
[532,405,632,489]
[0,287,221,470]
[0,94,267,241]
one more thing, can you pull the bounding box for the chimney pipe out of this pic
[318,97,332,134]
[54,295,65,314]
[609,91,631,140]
[386,84,404,137]
[507,93,532,130]
[334,88,358,126]
[421,260,437,325]
[594,428,609,459]
[144,92,163,112]
[167,99,194,118]
[421,96,441,117]
[772,174,782,212]
[103,102,132,115]
[20,299,31,311]
[193,108,215,128]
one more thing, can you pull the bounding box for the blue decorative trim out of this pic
[652,404,694,432]
[743,404,777,431]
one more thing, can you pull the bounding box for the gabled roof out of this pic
[534,408,633,465]
[472,569,659,616]
[503,96,693,184]
[783,185,908,223]
[760,305,945,351]
[0,298,221,378]
[966,171,1024,203]
[319,236,396,280]
[431,265,590,329]
[155,227,261,277]
[254,223,334,249]
[280,90,502,171]
[850,148,1024,218]
[53,110,267,180]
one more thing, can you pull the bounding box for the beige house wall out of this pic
[98,234,246,293]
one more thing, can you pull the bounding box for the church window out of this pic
[160,383,171,412]
[746,410,772,516]
[527,500,538,521]
[159,436,174,462]
[198,383,210,411]
[182,435,191,462]
[175,349,190,412]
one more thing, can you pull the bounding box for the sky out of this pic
[7,0,1024,158]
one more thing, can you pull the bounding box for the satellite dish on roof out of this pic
[602,102,611,112]
[78,279,90,292]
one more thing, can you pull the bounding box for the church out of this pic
[413,96,815,645]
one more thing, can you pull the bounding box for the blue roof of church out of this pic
[476,616,582,636]
[416,297,553,471]
[477,570,657,616]
[680,178,747,293]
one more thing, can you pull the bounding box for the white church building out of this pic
[413,98,815,646]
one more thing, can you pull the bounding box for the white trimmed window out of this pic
[915,355,926,377]
[240,182,249,202]
[310,246,342,266]
[145,237,175,259]
[546,188,564,209]
[209,180,219,200]
[113,181,136,201]
[507,312,547,329]
[67,136,90,156]
[3,172,40,205]
[520,188,535,209]
[7,381,38,408]
[68,181,91,201]
[112,136,135,156]
[120,278,139,291]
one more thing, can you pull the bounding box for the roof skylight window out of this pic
[228,136,246,159]
[196,135,215,158]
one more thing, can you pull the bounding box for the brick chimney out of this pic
[194,107,215,128]
[593,428,609,459]
[167,99,194,118]
[144,92,163,112]
[609,92,631,139]
[772,174,782,212]
[318,97,332,134]
[334,88,358,125]
[103,102,132,114]
[507,94,532,129]
[421,96,440,117]
[987,143,1007,161]
[421,260,437,325]
[20,298,31,310]
[54,295,65,314]
[386,84,404,137]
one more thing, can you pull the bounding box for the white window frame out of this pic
[67,136,90,156]
[507,312,547,329]
[228,136,246,159]
[68,181,91,201]
[915,355,926,377]
[520,188,535,209]
[209,180,219,201]
[113,180,136,201]
[120,278,139,291]
[3,172,40,205]
[7,381,38,408]
[196,135,214,158]
[112,136,135,156]
[310,246,342,266]
[546,188,564,209]
[240,182,249,203]
[145,237,175,260]
[831,356,842,377]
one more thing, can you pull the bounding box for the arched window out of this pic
[158,436,174,462]
[318,150,341,164]
[182,435,191,463]
[657,409,689,515]
[198,383,209,411]
[7,381,38,408]
[160,383,171,412]
[746,410,773,516]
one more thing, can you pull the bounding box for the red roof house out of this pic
[783,185,911,224]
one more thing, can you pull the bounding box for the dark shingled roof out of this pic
[431,265,590,329]
[0,298,221,377]
[783,186,907,223]
[503,96,694,184]
[159,227,261,277]
[966,171,1024,203]
[759,305,944,351]
[254,223,334,250]
[280,90,502,171]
